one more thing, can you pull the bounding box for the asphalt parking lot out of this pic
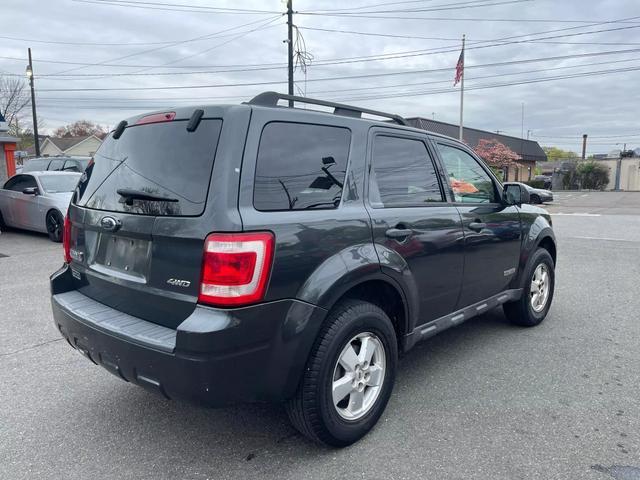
[1,192,639,480]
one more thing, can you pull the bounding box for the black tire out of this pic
[46,210,64,242]
[530,194,541,204]
[0,209,6,229]
[286,299,398,447]
[503,248,555,327]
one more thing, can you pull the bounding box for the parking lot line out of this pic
[550,213,601,216]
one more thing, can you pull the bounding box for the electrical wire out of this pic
[33,56,640,103]
[72,0,282,14]
[49,14,283,76]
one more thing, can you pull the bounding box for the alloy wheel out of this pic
[332,332,386,421]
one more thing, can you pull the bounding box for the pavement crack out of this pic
[0,338,64,358]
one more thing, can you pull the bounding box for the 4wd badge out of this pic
[167,278,191,287]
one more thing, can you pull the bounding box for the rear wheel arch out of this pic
[323,277,409,353]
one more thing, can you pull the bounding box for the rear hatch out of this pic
[67,111,226,329]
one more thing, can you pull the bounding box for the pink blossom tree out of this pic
[473,138,521,169]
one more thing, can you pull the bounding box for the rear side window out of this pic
[75,119,222,216]
[48,159,65,171]
[253,122,351,211]
[369,135,443,208]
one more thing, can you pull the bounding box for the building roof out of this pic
[47,135,95,151]
[406,117,547,162]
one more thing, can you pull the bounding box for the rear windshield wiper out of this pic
[117,188,179,205]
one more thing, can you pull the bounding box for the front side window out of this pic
[369,135,443,208]
[3,175,37,192]
[254,122,351,211]
[436,144,497,203]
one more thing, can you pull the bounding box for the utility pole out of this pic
[286,0,294,107]
[26,48,40,157]
[527,129,531,140]
[521,102,524,138]
[581,134,587,160]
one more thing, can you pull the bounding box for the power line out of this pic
[32,60,640,93]
[533,133,640,139]
[50,14,283,76]
[4,15,636,73]
[73,0,282,14]
[34,56,640,102]
[298,26,640,46]
[302,0,535,15]
[335,65,640,102]
[297,11,640,24]
[4,25,639,81]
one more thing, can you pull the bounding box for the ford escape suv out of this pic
[51,92,557,447]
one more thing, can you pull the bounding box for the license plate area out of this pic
[89,233,151,282]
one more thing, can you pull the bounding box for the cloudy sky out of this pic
[1,0,639,154]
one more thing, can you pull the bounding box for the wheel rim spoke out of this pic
[339,344,359,372]
[349,390,365,413]
[332,374,354,406]
[358,336,376,365]
[367,365,383,387]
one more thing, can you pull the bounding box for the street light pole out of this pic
[26,48,40,157]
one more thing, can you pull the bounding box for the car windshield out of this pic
[39,174,80,193]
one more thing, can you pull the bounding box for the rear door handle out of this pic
[385,228,413,239]
[468,222,487,232]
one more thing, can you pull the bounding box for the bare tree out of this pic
[0,75,30,131]
[54,120,108,139]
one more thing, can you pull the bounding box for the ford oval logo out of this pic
[100,216,121,232]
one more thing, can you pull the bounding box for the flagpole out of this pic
[459,34,465,142]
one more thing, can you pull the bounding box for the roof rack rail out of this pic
[247,91,408,126]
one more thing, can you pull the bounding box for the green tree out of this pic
[543,146,578,161]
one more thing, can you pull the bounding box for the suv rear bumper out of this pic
[51,265,327,406]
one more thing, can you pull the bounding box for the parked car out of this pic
[505,181,554,204]
[532,174,552,190]
[50,93,557,447]
[22,156,91,173]
[0,171,80,241]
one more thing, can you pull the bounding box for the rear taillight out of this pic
[199,232,274,307]
[63,215,72,263]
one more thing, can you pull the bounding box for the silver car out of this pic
[0,171,80,242]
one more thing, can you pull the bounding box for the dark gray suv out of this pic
[50,92,557,447]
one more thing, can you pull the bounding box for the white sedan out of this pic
[0,171,80,242]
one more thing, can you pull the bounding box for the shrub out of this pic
[576,161,610,190]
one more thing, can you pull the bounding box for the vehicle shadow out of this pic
[44,307,521,478]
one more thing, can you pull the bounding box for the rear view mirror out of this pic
[22,187,38,195]
[504,183,530,205]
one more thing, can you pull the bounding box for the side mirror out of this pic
[503,183,530,205]
[22,187,38,195]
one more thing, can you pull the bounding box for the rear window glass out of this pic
[254,122,351,211]
[75,119,222,216]
[22,158,50,172]
[39,174,81,193]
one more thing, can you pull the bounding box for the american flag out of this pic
[453,48,464,87]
